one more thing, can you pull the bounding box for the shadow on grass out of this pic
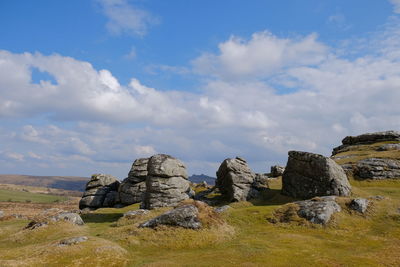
[249,189,298,206]
[81,213,123,223]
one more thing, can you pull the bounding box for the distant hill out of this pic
[189,174,216,185]
[0,175,89,192]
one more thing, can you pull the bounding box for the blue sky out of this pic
[0,0,400,178]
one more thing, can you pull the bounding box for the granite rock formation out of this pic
[282,151,351,199]
[79,174,120,210]
[141,154,191,209]
[118,158,148,205]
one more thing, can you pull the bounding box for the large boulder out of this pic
[354,158,400,180]
[139,205,201,229]
[79,174,120,210]
[282,151,351,199]
[118,158,149,205]
[216,157,263,202]
[332,130,400,155]
[141,154,191,209]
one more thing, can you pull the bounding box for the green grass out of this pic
[1,145,400,266]
[0,189,68,203]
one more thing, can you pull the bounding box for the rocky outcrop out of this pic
[139,205,201,229]
[296,196,341,224]
[332,130,400,155]
[118,158,148,205]
[123,209,149,218]
[216,157,265,202]
[282,151,351,199]
[270,165,285,177]
[58,236,88,246]
[79,174,120,210]
[141,154,191,209]
[376,143,400,151]
[26,212,84,229]
[354,158,400,180]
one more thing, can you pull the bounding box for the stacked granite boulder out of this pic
[282,151,351,199]
[79,174,120,210]
[118,158,148,205]
[270,165,285,177]
[216,157,267,202]
[141,154,191,209]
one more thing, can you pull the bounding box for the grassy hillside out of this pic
[0,174,89,192]
[0,177,399,266]
[0,143,399,266]
[0,189,68,203]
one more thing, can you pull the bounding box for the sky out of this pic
[0,0,400,179]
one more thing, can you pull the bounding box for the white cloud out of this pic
[192,31,328,79]
[1,22,400,177]
[390,0,400,13]
[124,46,137,60]
[97,0,158,36]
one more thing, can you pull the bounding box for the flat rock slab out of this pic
[355,158,400,180]
[139,205,201,229]
[58,236,88,246]
[295,197,341,225]
[123,209,150,218]
[51,212,85,226]
[282,151,351,199]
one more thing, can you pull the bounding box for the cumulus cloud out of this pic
[1,22,400,177]
[97,0,158,36]
[192,31,328,79]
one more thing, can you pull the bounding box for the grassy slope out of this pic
[0,189,67,203]
[0,144,399,266]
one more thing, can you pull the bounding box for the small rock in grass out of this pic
[58,236,88,246]
[123,209,149,218]
[214,205,231,213]
[349,198,369,214]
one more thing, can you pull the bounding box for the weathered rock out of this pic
[216,157,257,202]
[253,173,269,187]
[103,191,118,207]
[296,196,341,224]
[119,181,146,205]
[282,151,351,199]
[332,131,400,155]
[349,198,369,213]
[376,143,400,151]
[142,154,190,209]
[0,210,4,218]
[51,212,84,226]
[127,158,149,182]
[270,165,285,177]
[214,205,231,213]
[354,158,400,180]
[79,174,120,210]
[58,236,88,246]
[123,209,149,218]
[139,205,201,229]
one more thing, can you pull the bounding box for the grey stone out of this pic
[58,236,88,246]
[142,176,190,209]
[216,157,257,202]
[270,165,285,177]
[147,154,188,179]
[118,180,146,205]
[376,143,400,151]
[0,210,3,218]
[282,151,351,199]
[123,209,150,218]
[51,212,84,226]
[139,205,201,229]
[86,174,119,190]
[123,209,150,219]
[355,158,400,180]
[332,131,400,155]
[103,191,118,207]
[127,158,149,183]
[142,154,190,209]
[79,174,120,210]
[349,198,369,213]
[214,205,231,213]
[296,197,341,224]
